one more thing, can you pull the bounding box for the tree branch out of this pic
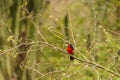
[1,41,120,77]
[39,41,120,77]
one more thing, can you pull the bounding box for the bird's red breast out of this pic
[67,44,74,54]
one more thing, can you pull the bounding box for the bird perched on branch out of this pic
[67,43,74,61]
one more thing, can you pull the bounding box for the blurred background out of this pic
[0,0,120,80]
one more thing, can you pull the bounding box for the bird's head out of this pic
[67,43,74,50]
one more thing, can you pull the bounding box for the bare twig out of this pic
[1,20,19,42]
[67,64,88,78]
[40,69,65,79]
[27,66,45,76]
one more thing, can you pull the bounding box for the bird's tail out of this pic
[70,55,74,61]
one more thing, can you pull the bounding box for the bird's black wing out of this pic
[70,44,74,50]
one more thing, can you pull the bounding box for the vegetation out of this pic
[0,0,120,80]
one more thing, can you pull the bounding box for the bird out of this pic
[67,43,74,61]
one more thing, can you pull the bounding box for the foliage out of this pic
[0,0,120,80]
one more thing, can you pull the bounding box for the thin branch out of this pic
[48,29,66,42]
[27,66,45,76]
[40,69,65,79]
[69,12,77,46]
[67,64,88,78]
[1,20,19,42]
[0,41,39,56]
[93,67,100,80]
[39,41,120,77]
[1,41,120,77]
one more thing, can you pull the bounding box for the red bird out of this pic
[67,43,74,61]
